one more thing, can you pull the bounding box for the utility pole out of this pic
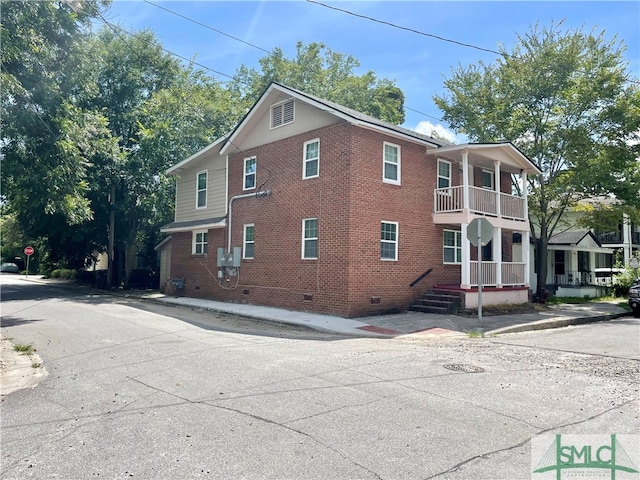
[107,185,115,288]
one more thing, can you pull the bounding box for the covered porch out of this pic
[427,143,542,292]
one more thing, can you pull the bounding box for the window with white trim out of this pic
[482,169,494,190]
[271,99,295,129]
[196,170,207,208]
[303,139,319,179]
[244,157,256,190]
[383,142,400,184]
[302,218,318,259]
[381,221,398,261]
[243,224,255,259]
[443,229,462,264]
[193,230,208,255]
[438,159,451,189]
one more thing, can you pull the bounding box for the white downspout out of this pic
[227,190,272,252]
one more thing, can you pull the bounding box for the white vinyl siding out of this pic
[243,224,255,259]
[271,99,295,129]
[443,229,462,264]
[383,142,400,184]
[381,221,398,261]
[303,139,319,179]
[193,230,208,255]
[302,218,318,259]
[244,157,256,190]
[174,155,226,223]
[196,170,207,209]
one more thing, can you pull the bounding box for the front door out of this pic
[554,250,565,283]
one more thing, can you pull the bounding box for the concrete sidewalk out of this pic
[10,275,632,338]
[130,290,629,338]
[0,276,631,396]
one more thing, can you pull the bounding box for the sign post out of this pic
[630,257,639,281]
[24,246,34,278]
[467,218,493,330]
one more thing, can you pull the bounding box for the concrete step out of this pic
[410,304,449,314]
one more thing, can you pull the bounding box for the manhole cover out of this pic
[443,363,485,373]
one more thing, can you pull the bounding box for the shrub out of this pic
[612,266,637,297]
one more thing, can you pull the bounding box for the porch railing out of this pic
[434,186,527,221]
[470,261,526,287]
[553,271,599,286]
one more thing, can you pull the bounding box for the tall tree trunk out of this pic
[535,222,549,297]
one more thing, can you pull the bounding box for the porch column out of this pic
[623,212,631,264]
[461,223,471,288]
[462,149,470,211]
[494,160,501,217]
[494,227,503,287]
[522,171,528,220]
[523,230,531,288]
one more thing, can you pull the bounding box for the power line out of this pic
[142,0,273,56]
[96,11,236,81]
[306,0,505,57]
[133,0,452,126]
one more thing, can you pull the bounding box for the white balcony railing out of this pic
[434,186,527,221]
[470,261,526,287]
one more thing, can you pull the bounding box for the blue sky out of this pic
[99,1,639,142]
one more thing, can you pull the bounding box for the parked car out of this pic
[0,262,20,273]
[629,281,640,317]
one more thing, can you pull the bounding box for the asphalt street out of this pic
[1,275,638,480]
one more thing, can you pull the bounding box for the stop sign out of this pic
[24,246,34,256]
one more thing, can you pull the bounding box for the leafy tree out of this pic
[231,41,406,124]
[433,22,640,295]
[1,0,115,269]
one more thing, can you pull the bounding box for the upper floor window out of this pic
[482,169,494,190]
[302,218,318,259]
[243,224,255,259]
[244,157,256,190]
[303,139,319,179]
[196,170,207,209]
[193,230,208,255]
[438,159,451,189]
[443,229,461,264]
[381,221,398,261]
[271,99,294,129]
[383,142,401,184]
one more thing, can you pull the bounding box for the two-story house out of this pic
[158,83,541,318]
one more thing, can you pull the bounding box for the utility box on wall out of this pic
[217,247,242,268]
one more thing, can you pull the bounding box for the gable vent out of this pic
[271,99,295,128]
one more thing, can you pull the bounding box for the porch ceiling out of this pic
[427,143,542,175]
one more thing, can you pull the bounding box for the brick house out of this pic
[159,83,542,317]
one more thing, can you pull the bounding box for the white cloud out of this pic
[413,121,461,144]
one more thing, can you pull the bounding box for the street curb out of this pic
[485,312,629,335]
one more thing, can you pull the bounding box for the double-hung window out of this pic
[383,142,400,184]
[437,159,451,189]
[482,169,494,190]
[193,230,208,255]
[244,157,256,190]
[302,218,318,259]
[243,224,255,259]
[381,221,398,261]
[303,139,319,179]
[443,230,462,264]
[196,171,207,208]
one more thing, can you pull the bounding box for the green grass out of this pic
[13,343,34,355]
[466,330,485,338]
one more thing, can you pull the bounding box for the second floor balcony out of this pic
[434,185,527,221]
[427,143,540,232]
